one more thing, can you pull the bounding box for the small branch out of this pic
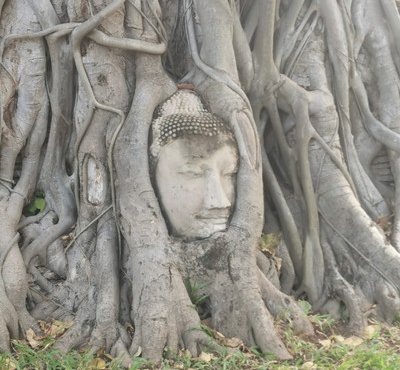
[274,0,306,69]
[253,0,276,70]
[88,29,166,54]
[261,151,304,276]
[319,205,398,289]
[65,206,112,253]
[185,0,259,169]
[284,10,319,77]
[17,209,49,230]
[71,1,127,250]
[380,0,400,59]
[0,23,79,59]
[185,0,250,108]
[352,72,400,153]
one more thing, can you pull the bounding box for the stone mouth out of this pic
[195,214,230,222]
[199,218,227,224]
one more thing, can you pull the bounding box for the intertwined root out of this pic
[0,240,40,352]
[210,273,293,360]
[128,265,222,362]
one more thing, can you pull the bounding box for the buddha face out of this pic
[155,136,238,240]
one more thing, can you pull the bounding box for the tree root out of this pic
[129,264,222,362]
[318,202,400,331]
[257,268,314,337]
[54,321,93,353]
[318,238,365,336]
[256,250,280,289]
[277,241,296,294]
[209,271,292,360]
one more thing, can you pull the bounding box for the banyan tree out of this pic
[1,0,400,364]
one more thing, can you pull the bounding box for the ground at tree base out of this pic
[2,304,400,370]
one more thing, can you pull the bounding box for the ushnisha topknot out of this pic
[150,89,234,161]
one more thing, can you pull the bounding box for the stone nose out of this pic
[203,171,231,210]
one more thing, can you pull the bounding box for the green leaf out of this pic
[33,197,46,212]
[26,196,46,215]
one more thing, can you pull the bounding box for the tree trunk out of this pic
[1,0,400,364]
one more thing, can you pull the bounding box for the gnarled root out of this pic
[209,270,292,360]
[0,233,40,350]
[183,233,297,360]
[316,187,400,331]
[257,268,314,337]
[129,262,222,362]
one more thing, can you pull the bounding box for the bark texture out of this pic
[1,0,400,364]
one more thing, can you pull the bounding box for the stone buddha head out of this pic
[150,90,238,240]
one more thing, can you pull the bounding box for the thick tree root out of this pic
[129,265,222,362]
[182,234,303,360]
[257,269,314,337]
[317,237,365,335]
[209,271,292,360]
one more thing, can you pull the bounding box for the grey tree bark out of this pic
[1,0,400,364]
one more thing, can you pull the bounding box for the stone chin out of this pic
[177,220,229,241]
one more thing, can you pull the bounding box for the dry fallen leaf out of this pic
[47,320,73,337]
[182,349,192,357]
[89,358,107,370]
[26,328,41,349]
[132,345,142,357]
[363,325,380,339]
[318,338,331,348]
[212,329,243,348]
[4,358,17,370]
[104,353,114,360]
[38,320,48,332]
[301,361,316,369]
[214,330,225,339]
[343,336,364,347]
[220,336,243,348]
[274,256,282,273]
[331,335,345,343]
[61,233,74,242]
[198,352,214,362]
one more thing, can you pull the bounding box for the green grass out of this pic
[259,233,282,253]
[3,314,400,369]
